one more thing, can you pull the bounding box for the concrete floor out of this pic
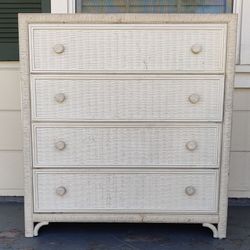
[0,203,250,250]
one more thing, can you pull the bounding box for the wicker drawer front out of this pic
[33,169,218,213]
[32,124,221,167]
[29,24,226,73]
[31,75,224,122]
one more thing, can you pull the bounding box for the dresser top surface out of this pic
[18,13,237,25]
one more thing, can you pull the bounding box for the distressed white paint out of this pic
[233,0,243,64]
[240,0,250,64]
[51,0,75,13]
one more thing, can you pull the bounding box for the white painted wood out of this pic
[240,0,250,64]
[202,223,219,238]
[33,169,219,213]
[0,112,22,150]
[51,0,68,14]
[33,213,219,224]
[33,222,49,237]
[67,0,75,13]
[29,23,227,74]
[51,0,75,14]
[233,0,243,65]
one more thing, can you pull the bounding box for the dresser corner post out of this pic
[217,222,227,239]
[19,14,36,238]
[24,195,35,237]
[25,223,34,238]
[217,15,237,241]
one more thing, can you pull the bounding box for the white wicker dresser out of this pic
[19,14,237,238]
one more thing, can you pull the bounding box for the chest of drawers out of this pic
[19,14,237,238]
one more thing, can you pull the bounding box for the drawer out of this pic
[31,75,224,122]
[29,24,226,73]
[32,123,221,167]
[33,169,219,213]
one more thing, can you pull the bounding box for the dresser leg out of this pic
[25,221,35,237]
[217,222,227,239]
[33,221,49,236]
[202,223,219,238]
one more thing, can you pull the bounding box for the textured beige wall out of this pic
[0,62,249,197]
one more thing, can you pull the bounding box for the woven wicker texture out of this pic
[30,24,226,72]
[33,170,218,212]
[32,77,224,121]
[19,14,237,238]
[33,125,220,167]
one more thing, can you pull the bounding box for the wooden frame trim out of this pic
[233,0,243,65]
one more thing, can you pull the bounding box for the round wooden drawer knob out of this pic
[188,94,200,104]
[186,141,198,151]
[191,44,202,54]
[56,186,67,196]
[53,44,65,54]
[55,141,66,151]
[54,93,66,103]
[185,186,196,196]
